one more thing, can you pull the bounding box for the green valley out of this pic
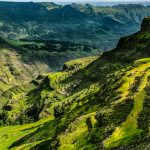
[0,16,150,150]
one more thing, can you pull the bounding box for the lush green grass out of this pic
[1,57,150,150]
[0,116,54,150]
[63,56,98,71]
[104,58,150,148]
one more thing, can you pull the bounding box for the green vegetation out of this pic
[104,58,150,148]
[63,56,98,71]
[2,54,150,149]
[0,16,150,150]
[7,39,101,71]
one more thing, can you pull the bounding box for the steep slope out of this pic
[0,17,150,150]
[1,2,150,49]
[0,38,100,119]
[0,38,34,92]
[0,38,44,114]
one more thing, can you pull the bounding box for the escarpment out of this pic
[141,17,150,31]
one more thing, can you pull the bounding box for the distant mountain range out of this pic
[1,2,150,50]
[58,1,150,6]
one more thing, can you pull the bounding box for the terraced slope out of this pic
[0,38,100,120]
[0,40,34,92]
[0,18,150,150]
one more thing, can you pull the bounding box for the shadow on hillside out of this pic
[8,119,56,149]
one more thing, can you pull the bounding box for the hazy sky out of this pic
[0,0,150,2]
[0,0,150,5]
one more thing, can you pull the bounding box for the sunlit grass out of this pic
[0,116,54,150]
[104,59,150,149]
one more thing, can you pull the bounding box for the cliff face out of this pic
[141,17,150,31]
[103,17,150,63]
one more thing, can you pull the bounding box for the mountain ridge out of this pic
[1,2,150,49]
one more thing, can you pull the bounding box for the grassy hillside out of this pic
[0,17,150,150]
[0,38,100,121]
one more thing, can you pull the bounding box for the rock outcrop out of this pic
[141,17,150,31]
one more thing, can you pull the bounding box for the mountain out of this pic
[1,2,150,49]
[0,17,150,150]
